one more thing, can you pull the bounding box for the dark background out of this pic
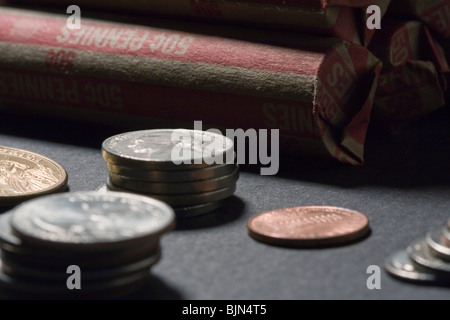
[1,103,449,300]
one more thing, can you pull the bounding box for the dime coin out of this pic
[102,129,234,170]
[384,250,450,284]
[0,146,68,206]
[106,162,237,182]
[426,228,450,262]
[247,206,370,247]
[407,238,450,274]
[10,191,175,251]
[107,180,236,207]
[109,167,239,194]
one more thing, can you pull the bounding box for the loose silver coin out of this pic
[102,129,235,170]
[426,228,450,262]
[10,191,175,251]
[407,238,450,274]
[384,250,450,284]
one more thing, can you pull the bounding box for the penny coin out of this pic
[407,238,450,274]
[0,146,68,206]
[384,250,450,284]
[109,167,239,194]
[107,180,236,207]
[102,129,234,170]
[426,228,450,262]
[106,162,237,182]
[247,206,370,247]
[10,191,175,251]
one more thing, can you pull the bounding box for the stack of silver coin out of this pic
[0,191,175,298]
[385,218,450,285]
[101,129,239,218]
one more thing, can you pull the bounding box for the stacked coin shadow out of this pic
[385,218,450,285]
[101,129,239,218]
[0,192,175,299]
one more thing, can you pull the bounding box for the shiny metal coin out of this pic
[10,191,175,251]
[426,228,450,262]
[174,201,223,219]
[384,249,450,284]
[109,166,239,194]
[102,129,234,170]
[407,238,450,274]
[107,180,236,207]
[107,162,237,182]
[0,258,150,299]
[0,239,160,269]
[1,247,161,282]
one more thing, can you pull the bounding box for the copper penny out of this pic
[248,206,370,247]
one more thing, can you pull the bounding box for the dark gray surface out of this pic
[0,107,450,300]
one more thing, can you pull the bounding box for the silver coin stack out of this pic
[101,129,239,218]
[385,218,450,285]
[0,192,175,298]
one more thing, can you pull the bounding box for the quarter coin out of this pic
[10,191,175,251]
[102,129,234,170]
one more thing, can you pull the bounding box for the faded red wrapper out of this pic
[4,0,390,46]
[370,19,446,131]
[0,7,381,165]
[373,61,445,131]
[370,19,449,78]
[388,0,450,38]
